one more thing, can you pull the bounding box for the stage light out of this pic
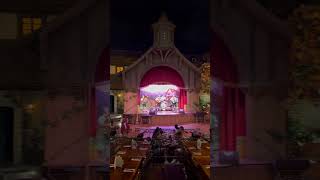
[141,84,178,93]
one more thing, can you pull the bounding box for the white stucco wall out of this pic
[124,91,138,114]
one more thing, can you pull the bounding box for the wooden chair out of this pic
[46,166,83,180]
[127,114,134,124]
[163,164,186,180]
[94,166,109,180]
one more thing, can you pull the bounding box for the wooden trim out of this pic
[237,0,293,40]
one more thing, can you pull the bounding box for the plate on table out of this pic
[193,152,202,156]
[117,151,126,155]
[131,158,141,161]
[123,145,131,148]
[123,168,135,173]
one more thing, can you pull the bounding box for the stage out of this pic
[128,123,210,138]
[127,112,197,126]
[154,111,180,115]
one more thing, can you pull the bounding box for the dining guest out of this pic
[121,117,130,136]
[175,126,183,137]
[110,120,117,137]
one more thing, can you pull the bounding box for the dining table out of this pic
[110,141,151,180]
[182,139,211,179]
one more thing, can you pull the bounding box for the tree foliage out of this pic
[288,5,320,101]
[200,63,210,94]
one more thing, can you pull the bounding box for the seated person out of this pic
[109,120,117,137]
[166,146,176,163]
[192,130,202,139]
[156,129,165,139]
[152,127,160,139]
[175,126,184,137]
[146,137,152,142]
[120,118,130,135]
[136,132,144,141]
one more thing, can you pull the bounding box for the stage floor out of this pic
[128,122,210,138]
[154,111,180,115]
[140,113,195,126]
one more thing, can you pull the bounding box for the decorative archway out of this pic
[211,31,246,154]
[139,66,187,111]
[140,66,185,88]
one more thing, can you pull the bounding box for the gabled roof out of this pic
[123,46,200,75]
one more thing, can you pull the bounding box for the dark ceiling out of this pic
[0,0,79,14]
[257,0,320,19]
[110,0,210,55]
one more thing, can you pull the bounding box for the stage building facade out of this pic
[119,14,202,116]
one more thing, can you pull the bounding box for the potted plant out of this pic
[265,122,312,172]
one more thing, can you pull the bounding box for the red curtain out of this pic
[90,47,109,137]
[236,89,246,137]
[140,66,185,88]
[179,89,187,110]
[139,66,186,107]
[211,31,246,151]
[90,87,97,137]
